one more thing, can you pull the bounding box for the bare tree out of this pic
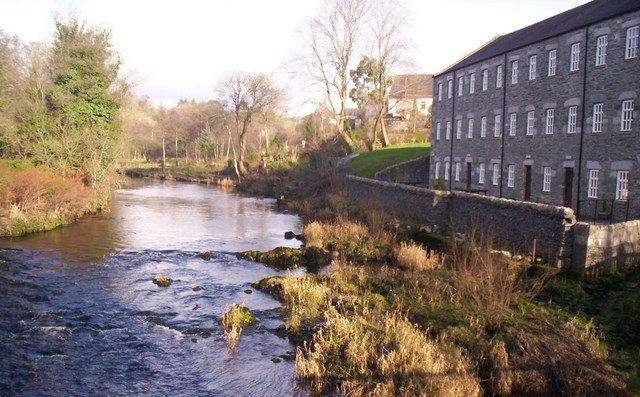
[296,0,369,150]
[216,71,281,175]
[367,0,410,147]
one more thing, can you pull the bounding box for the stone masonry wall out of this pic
[346,175,576,264]
[572,220,640,274]
[374,156,430,185]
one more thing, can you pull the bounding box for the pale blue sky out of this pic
[0,0,589,111]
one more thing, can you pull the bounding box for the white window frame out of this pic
[507,164,515,188]
[567,106,577,134]
[626,26,638,59]
[480,116,487,138]
[509,113,517,136]
[458,76,464,97]
[436,122,441,140]
[469,73,476,94]
[456,119,462,140]
[467,118,474,139]
[588,169,599,199]
[479,163,485,184]
[494,114,501,137]
[529,55,537,80]
[482,69,488,91]
[616,171,629,200]
[434,161,440,180]
[454,162,461,181]
[570,43,580,71]
[437,83,443,101]
[543,166,552,192]
[622,100,634,132]
[526,111,535,135]
[511,60,518,84]
[447,79,453,99]
[444,161,450,181]
[545,108,554,134]
[446,121,451,140]
[592,103,603,133]
[548,49,557,76]
[492,164,500,186]
[596,35,608,66]
[496,65,503,88]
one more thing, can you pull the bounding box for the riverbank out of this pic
[0,160,107,237]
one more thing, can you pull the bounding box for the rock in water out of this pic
[153,275,173,287]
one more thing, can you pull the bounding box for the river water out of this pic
[0,179,308,396]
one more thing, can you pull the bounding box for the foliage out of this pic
[346,143,430,177]
[14,15,123,189]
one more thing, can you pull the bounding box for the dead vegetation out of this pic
[253,219,632,396]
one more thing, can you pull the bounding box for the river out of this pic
[0,179,308,396]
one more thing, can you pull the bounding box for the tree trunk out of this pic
[238,120,248,175]
[162,135,166,170]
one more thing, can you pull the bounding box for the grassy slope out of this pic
[346,143,430,177]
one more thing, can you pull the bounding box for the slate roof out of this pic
[389,74,434,99]
[436,0,640,76]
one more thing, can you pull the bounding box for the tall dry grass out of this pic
[303,216,370,249]
[296,305,481,397]
[396,241,441,271]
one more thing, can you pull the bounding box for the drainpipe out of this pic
[449,70,457,191]
[500,53,507,198]
[576,27,589,220]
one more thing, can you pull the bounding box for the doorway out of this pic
[563,167,574,208]
[524,165,532,201]
[466,163,472,191]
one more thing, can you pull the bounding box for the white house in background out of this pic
[387,74,434,119]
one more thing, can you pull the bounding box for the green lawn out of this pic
[346,143,430,177]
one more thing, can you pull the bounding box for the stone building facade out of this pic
[430,0,640,221]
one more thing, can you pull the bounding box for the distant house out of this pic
[387,74,434,119]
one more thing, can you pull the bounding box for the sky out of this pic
[0,0,590,112]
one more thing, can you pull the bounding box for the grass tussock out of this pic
[221,304,257,351]
[396,241,441,271]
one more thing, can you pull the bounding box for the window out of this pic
[596,35,607,66]
[570,43,580,71]
[456,119,462,139]
[455,162,460,181]
[480,116,487,138]
[529,55,537,80]
[469,73,476,94]
[626,26,638,59]
[420,101,426,111]
[526,111,535,135]
[543,166,552,192]
[592,103,603,133]
[446,121,451,140]
[434,161,440,180]
[447,79,453,99]
[479,163,485,184]
[545,109,554,134]
[496,65,503,88]
[588,169,599,198]
[436,122,441,140]
[492,164,500,186]
[622,100,634,131]
[509,113,517,136]
[444,161,450,181]
[458,76,464,97]
[494,114,501,137]
[511,60,518,84]
[482,69,488,91]
[467,118,474,139]
[507,164,515,188]
[437,83,443,101]
[616,171,629,200]
[548,49,557,76]
[567,106,577,134]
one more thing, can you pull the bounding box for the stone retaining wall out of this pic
[572,220,640,274]
[346,175,576,266]
[374,156,430,185]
